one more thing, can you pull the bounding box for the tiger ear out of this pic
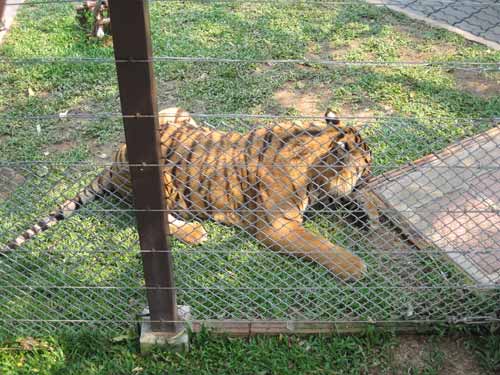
[324,108,342,127]
[158,107,197,127]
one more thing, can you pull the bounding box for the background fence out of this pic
[0,0,499,338]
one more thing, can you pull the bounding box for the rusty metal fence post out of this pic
[108,0,178,333]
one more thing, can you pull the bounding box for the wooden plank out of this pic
[190,320,436,336]
[108,0,178,333]
[364,126,500,285]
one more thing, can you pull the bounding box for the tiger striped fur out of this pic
[3,108,372,280]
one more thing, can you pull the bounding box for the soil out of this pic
[391,335,483,374]
[45,140,77,154]
[273,82,331,115]
[89,140,119,163]
[157,80,181,109]
[271,79,393,125]
[0,167,26,201]
[453,70,500,99]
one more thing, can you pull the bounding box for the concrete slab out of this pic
[368,0,500,50]
[139,305,191,354]
[365,126,500,285]
[0,0,24,45]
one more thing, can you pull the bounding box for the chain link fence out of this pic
[0,0,499,337]
[1,114,499,336]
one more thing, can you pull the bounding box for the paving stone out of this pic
[385,0,500,47]
[367,127,500,285]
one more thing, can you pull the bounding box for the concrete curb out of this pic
[367,1,500,51]
[139,306,191,354]
[0,0,24,45]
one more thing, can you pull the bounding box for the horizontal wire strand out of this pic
[1,56,499,69]
[1,208,499,213]
[0,111,498,121]
[2,247,499,254]
[5,0,500,6]
[1,318,498,323]
[0,285,498,290]
[1,160,500,168]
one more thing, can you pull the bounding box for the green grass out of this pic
[0,1,499,371]
[0,329,398,374]
[1,328,499,374]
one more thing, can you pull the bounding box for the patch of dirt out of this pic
[38,91,51,99]
[89,141,119,163]
[337,100,394,128]
[398,43,457,62]
[340,103,377,119]
[44,140,119,163]
[254,63,274,74]
[306,40,368,61]
[0,167,26,201]
[157,80,181,109]
[273,82,331,115]
[437,337,484,375]
[392,335,429,370]
[392,335,483,374]
[305,41,331,60]
[453,70,500,99]
[102,35,113,47]
[390,25,459,62]
[308,28,459,63]
[329,41,365,60]
[45,140,77,154]
[271,79,394,126]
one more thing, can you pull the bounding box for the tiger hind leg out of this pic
[167,214,208,245]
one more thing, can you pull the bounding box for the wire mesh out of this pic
[0,0,499,337]
[1,114,499,336]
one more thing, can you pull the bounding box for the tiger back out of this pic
[155,111,371,280]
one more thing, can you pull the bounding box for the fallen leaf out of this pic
[111,334,132,343]
[17,337,40,350]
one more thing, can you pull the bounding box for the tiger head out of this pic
[309,109,372,201]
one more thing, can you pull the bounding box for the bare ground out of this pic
[391,335,483,374]
[273,82,331,115]
[272,80,392,124]
[0,167,26,201]
[453,70,500,99]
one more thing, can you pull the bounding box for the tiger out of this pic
[2,107,372,281]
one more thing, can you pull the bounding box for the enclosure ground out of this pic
[1,329,500,374]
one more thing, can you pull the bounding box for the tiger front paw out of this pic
[172,222,208,245]
[323,250,367,282]
[335,257,367,282]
